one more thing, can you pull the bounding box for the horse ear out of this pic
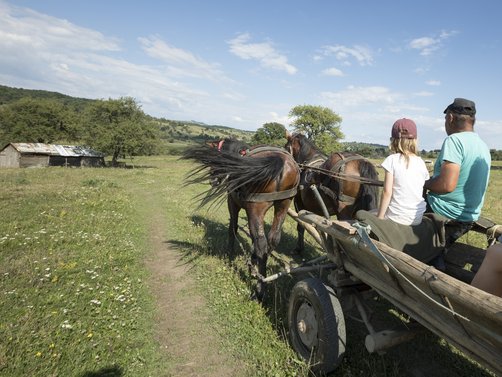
[285,130,291,140]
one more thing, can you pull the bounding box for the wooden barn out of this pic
[0,143,105,168]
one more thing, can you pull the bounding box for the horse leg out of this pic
[293,196,306,253]
[295,222,306,254]
[246,203,270,301]
[227,195,240,258]
[268,198,292,251]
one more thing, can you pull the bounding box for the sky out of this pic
[1,0,502,151]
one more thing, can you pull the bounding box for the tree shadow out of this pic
[79,365,123,377]
[166,213,496,377]
[167,213,324,333]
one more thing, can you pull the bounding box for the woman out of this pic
[377,118,429,225]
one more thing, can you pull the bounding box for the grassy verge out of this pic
[0,167,166,376]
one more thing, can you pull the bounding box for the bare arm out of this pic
[377,170,393,219]
[424,161,460,194]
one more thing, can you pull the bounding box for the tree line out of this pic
[1,85,501,162]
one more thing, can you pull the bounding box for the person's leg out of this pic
[429,221,473,271]
[471,243,502,297]
[444,221,474,248]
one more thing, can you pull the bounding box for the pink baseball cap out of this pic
[391,118,417,139]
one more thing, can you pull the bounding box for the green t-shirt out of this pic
[427,132,491,222]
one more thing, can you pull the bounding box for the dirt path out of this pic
[143,197,242,377]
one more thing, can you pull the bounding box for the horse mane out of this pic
[352,159,380,212]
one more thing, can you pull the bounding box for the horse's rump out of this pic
[182,144,299,208]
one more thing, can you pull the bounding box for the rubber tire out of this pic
[288,278,346,374]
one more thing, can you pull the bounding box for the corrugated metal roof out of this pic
[9,143,105,157]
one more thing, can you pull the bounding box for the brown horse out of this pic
[182,138,300,300]
[285,133,380,252]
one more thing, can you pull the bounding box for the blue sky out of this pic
[1,0,501,150]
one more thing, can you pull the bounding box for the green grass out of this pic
[0,157,500,377]
[0,167,165,376]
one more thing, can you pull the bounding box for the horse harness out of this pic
[314,153,368,211]
[229,145,300,203]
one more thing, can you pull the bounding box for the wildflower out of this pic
[35,352,42,357]
[90,299,101,306]
[61,320,73,330]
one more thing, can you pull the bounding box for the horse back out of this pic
[246,147,300,192]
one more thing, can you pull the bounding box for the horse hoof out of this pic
[247,260,258,277]
[292,247,304,255]
[249,289,264,302]
[249,291,259,301]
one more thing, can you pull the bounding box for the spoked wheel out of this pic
[288,278,346,374]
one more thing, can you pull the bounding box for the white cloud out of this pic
[320,85,400,108]
[409,30,457,56]
[414,91,434,97]
[0,1,245,124]
[322,67,344,77]
[227,33,297,75]
[0,2,120,53]
[268,111,289,125]
[320,44,373,66]
[426,80,441,86]
[138,36,228,82]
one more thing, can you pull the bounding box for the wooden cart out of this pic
[278,208,502,375]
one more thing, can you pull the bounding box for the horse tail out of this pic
[181,144,286,208]
[353,160,379,212]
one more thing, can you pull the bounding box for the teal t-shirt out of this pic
[427,132,491,222]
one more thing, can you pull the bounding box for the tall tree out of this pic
[289,105,344,152]
[252,122,287,146]
[0,97,80,146]
[82,97,159,165]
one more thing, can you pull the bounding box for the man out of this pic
[424,98,491,253]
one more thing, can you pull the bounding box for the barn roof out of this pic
[7,143,105,157]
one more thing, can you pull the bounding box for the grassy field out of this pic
[0,157,500,376]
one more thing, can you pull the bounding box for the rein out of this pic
[298,163,383,187]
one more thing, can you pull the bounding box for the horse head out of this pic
[285,132,304,162]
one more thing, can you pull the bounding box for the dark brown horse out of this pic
[285,133,380,252]
[182,138,300,300]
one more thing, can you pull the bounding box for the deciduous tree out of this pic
[289,105,344,152]
[83,97,159,165]
[0,97,80,146]
[252,122,287,146]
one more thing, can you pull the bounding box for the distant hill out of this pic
[0,85,254,148]
[0,84,94,109]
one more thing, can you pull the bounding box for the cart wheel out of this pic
[288,278,346,374]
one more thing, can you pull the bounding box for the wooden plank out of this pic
[287,208,324,246]
[298,210,356,235]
